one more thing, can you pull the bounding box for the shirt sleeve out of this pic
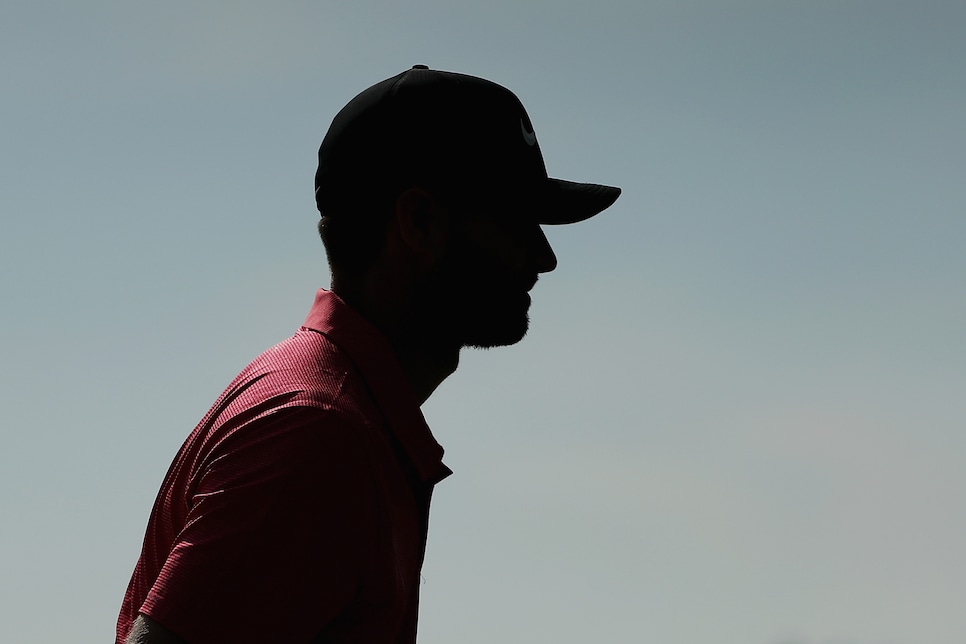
[140,406,378,644]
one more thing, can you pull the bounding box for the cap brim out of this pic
[537,179,621,225]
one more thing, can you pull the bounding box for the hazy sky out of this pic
[2,1,964,643]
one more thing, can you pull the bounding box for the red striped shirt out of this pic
[117,289,451,643]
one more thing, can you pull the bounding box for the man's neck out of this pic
[388,340,460,406]
[331,278,459,406]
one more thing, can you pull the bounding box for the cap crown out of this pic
[315,67,549,213]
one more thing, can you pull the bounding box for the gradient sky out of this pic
[2,1,964,643]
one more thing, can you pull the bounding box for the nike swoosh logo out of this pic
[520,119,537,147]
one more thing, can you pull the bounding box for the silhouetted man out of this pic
[117,65,620,644]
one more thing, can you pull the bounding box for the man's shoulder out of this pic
[222,327,375,424]
[245,327,348,384]
[184,328,385,474]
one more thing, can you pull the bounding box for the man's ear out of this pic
[393,187,450,264]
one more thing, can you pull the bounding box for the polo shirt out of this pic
[117,289,452,644]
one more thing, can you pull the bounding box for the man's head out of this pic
[314,65,620,349]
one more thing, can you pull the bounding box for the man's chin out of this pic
[462,315,530,350]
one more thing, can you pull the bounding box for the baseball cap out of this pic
[314,65,621,225]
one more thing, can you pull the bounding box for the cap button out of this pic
[412,64,429,70]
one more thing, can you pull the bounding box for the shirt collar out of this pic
[302,289,452,485]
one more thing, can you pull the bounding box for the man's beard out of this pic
[415,232,534,351]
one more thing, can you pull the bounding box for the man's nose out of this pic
[531,226,558,274]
